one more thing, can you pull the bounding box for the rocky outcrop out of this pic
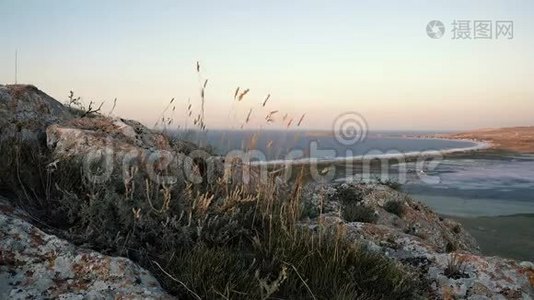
[0,84,222,196]
[305,184,534,299]
[46,117,173,158]
[45,116,224,187]
[0,197,172,299]
[0,85,73,143]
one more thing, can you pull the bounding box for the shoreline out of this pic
[434,126,534,154]
[249,138,491,167]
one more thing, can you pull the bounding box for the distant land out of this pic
[439,127,534,154]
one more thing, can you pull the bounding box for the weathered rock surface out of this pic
[0,85,73,143]
[46,117,173,158]
[45,116,224,186]
[305,184,534,299]
[0,197,173,299]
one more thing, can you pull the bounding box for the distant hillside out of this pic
[442,127,534,153]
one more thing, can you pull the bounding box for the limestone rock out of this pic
[0,198,173,299]
[305,184,534,299]
[0,85,73,143]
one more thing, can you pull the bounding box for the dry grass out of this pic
[5,146,422,298]
[148,174,421,299]
[65,90,104,117]
[444,253,468,279]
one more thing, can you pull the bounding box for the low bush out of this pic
[384,200,405,217]
[300,199,320,219]
[342,202,378,223]
[445,240,458,253]
[444,254,468,279]
[332,184,364,204]
[162,217,418,299]
[452,224,462,234]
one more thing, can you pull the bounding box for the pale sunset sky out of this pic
[1,0,533,131]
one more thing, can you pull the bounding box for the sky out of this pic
[1,0,533,131]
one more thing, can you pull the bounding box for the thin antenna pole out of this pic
[15,49,18,84]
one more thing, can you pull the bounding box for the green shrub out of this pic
[332,184,363,204]
[445,240,458,253]
[342,202,377,223]
[300,199,320,219]
[161,221,420,299]
[384,200,405,217]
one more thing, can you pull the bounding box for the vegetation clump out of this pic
[342,202,378,223]
[445,240,459,253]
[332,184,364,204]
[64,90,105,118]
[452,224,462,234]
[384,200,405,217]
[444,254,469,279]
[332,184,378,223]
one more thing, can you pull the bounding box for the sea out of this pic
[175,129,479,161]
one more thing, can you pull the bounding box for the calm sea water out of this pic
[175,130,476,160]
